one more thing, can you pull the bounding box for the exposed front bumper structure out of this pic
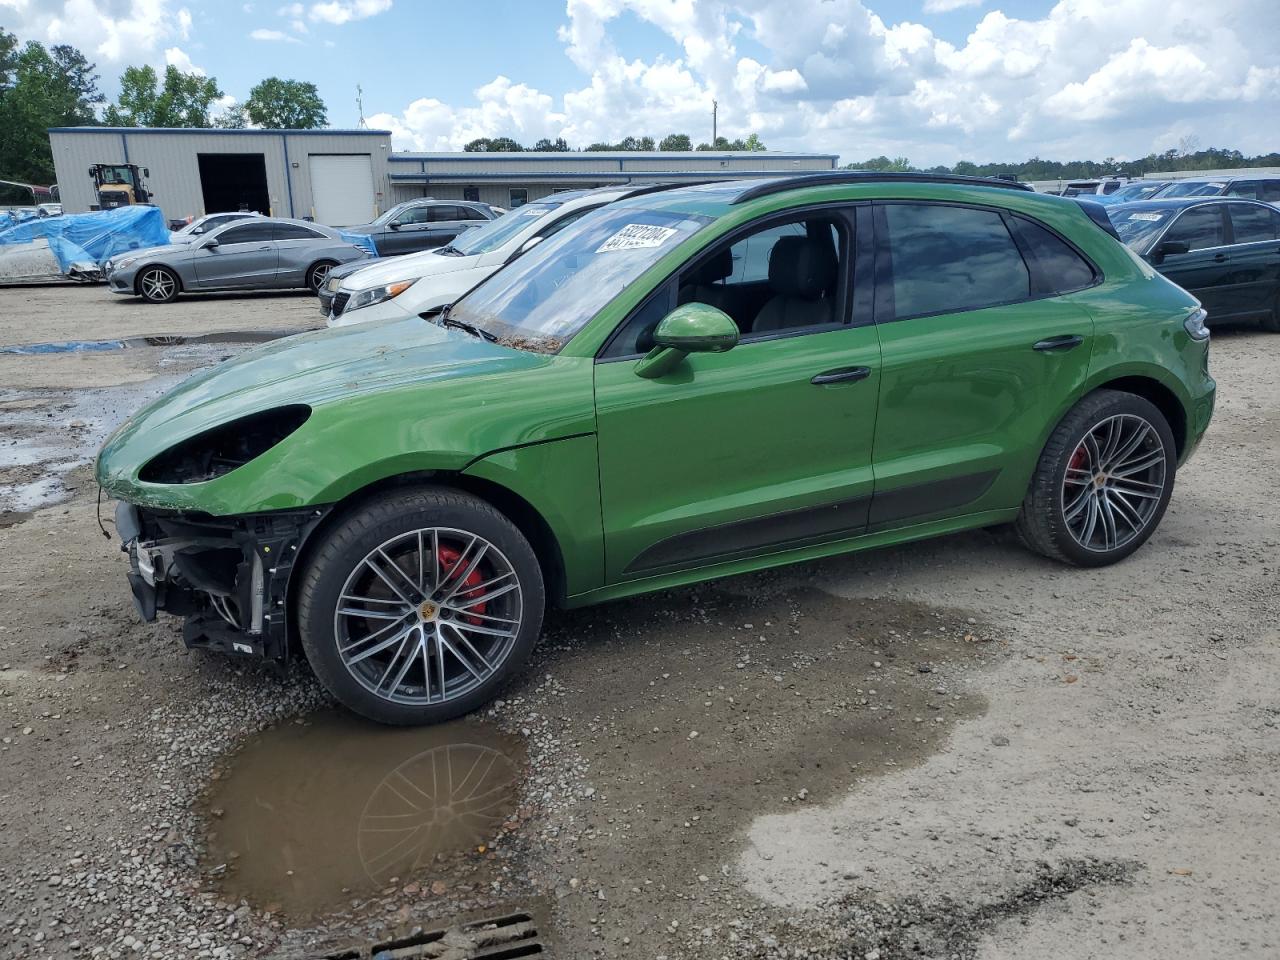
[115,501,328,663]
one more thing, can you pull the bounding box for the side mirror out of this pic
[143,168,150,178]
[388,220,402,230]
[635,303,739,379]
[1153,239,1190,263]
[201,237,219,249]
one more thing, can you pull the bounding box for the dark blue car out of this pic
[1109,197,1280,330]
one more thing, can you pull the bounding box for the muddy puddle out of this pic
[200,711,525,918]
[0,329,292,354]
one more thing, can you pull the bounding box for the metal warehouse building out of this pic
[48,126,837,226]
[386,151,839,208]
[49,127,394,226]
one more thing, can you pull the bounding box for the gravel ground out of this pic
[0,285,1277,960]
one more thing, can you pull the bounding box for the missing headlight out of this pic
[139,405,311,484]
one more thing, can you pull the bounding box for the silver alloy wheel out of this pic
[310,263,331,289]
[334,527,523,706]
[1062,413,1167,553]
[139,268,175,301]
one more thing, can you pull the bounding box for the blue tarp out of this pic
[339,230,379,257]
[0,206,171,272]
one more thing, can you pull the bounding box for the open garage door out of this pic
[309,154,375,226]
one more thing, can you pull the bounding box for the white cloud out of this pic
[923,0,982,12]
[163,45,205,75]
[249,27,300,42]
[375,0,1280,165]
[3,0,196,63]
[308,0,391,25]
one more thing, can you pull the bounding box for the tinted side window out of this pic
[1263,182,1280,203]
[883,203,1029,319]
[726,222,806,284]
[1228,204,1280,244]
[218,223,275,244]
[397,206,431,225]
[1007,216,1096,294]
[1165,206,1225,250]
[459,206,488,221]
[274,223,324,241]
[428,205,461,222]
[1224,181,1261,200]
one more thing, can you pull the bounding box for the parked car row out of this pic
[98,170,1221,726]
[100,198,501,303]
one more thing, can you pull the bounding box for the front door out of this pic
[193,221,278,288]
[1153,203,1235,320]
[594,206,882,583]
[869,201,1097,526]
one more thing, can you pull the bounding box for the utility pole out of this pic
[356,85,367,129]
[712,99,718,146]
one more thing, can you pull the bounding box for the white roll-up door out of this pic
[308,154,375,226]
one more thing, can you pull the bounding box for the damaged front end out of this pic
[115,501,327,663]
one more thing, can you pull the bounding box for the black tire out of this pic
[1261,293,1280,333]
[297,486,545,725]
[306,260,337,291]
[1016,389,1177,567]
[136,265,180,303]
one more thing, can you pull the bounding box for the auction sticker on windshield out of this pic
[1126,212,1165,222]
[597,224,679,253]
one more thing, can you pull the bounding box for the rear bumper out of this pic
[114,501,329,662]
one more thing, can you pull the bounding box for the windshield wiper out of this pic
[437,243,463,256]
[441,314,497,343]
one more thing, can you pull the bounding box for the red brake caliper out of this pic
[437,544,486,625]
[1067,445,1088,487]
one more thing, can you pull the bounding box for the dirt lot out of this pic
[1,284,1277,960]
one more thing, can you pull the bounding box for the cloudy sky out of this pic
[2,0,1278,165]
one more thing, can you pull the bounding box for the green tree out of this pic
[843,155,912,172]
[464,136,524,152]
[742,132,766,152]
[103,64,223,127]
[0,31,104,183]
[243,77,326,129]
[659,133,692,151]
[532,137,569,151]
[696,134,764,151]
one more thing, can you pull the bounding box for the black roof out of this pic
[731,171,1033,204]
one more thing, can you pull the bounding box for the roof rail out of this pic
[731,171,1034,204]
[618,180,718,199]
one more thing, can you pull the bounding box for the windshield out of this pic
[1110,205,1181,251]
[1157,181,1224,198]
[449,204,712,352]
[447,201,562,256]
[1112,182,1162,201]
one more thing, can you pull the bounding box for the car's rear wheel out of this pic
[1016,390,1176,567]
[306,261,337,291]
[297,487,544,725]
[1261,292,1280,333]
[137,266,179,303]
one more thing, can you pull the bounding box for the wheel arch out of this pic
[1091,374,1187,459]
[290,468,569,631]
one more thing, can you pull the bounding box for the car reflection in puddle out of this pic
[201,710,523,918]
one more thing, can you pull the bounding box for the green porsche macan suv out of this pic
[97,173,1216,725]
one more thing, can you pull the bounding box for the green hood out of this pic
[97,317,595,514]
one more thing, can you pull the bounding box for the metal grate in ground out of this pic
[322,911,545,959]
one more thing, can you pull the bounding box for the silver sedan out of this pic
[105,217,370,303]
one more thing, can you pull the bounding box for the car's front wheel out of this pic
[297,487,545,725]
[1016,389,1176,567]
[137,266,180,303]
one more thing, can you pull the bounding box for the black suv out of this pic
[344,199,498,256]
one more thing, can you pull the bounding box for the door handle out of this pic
[811,366,872,385]
[1033,335,1084,352]
[1212,253,1227,262]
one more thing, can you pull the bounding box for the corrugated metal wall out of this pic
[49,129,393,224]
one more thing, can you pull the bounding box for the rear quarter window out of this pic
[1007,216,1097,295]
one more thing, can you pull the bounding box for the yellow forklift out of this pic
[89,163,152,209]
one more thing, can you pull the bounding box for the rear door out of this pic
[423,205,467,249]
[1224,202,1280,319]
[1154,204,1235,320]
[192,221,278,288]
[869,201,1097,527]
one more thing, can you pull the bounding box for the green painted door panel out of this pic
[594,324,882,582]
[870,298,1095,524]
